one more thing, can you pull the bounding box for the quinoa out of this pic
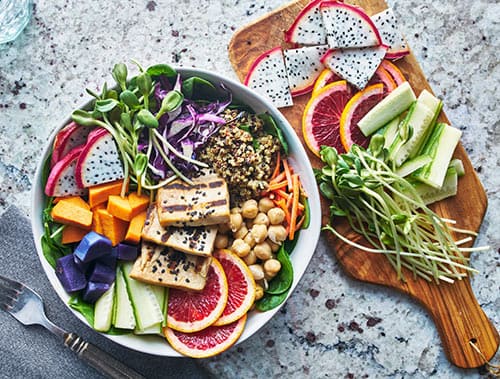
[199,109,280,206]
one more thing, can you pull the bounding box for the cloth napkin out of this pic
[0,206,211,379]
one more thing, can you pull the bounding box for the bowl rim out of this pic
[31,66,322,357]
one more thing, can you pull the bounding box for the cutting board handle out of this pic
[413,277,499,368]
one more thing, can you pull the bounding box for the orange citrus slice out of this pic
[368,66,397,95]
[302,80,352,156]
[213,249,256,326]
[340,83,384,151]
[167,258,228,333]
[165,314,247,358]
[312,69,343,95]
[380,60,406,86]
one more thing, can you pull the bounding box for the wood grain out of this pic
[228,0,499,369]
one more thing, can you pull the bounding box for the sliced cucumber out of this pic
[395,155,432,178]
[358,81,416,136]
[391,100,435,167]
[122,262,163,330]
[113,266,136,330]
[94,282,115,332]
[449,158,465,177]
[412,90,443,158]
[382,116,401,150]
[162,288,169,328]
[413,123,462,188]
[134,286,166,335]
[414,167,458,205]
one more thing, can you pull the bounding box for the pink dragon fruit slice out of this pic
[320,1,382,49]
[50,122,92,167]
[371,8,410,60]
[45,145,87,197]
[284,45,329,97]
[284,0,326,45]
[75,128,124,188]
[244,47,293,108]
[321,45,388,90]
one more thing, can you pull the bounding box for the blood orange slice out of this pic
[165,314,247,358]
[312,69,343,95]
[167,258,228,333]
[303,80,352,156]
[368,66,397,95]
[380,60,406,86]
[213,249,256,326]
[340,83,384,151]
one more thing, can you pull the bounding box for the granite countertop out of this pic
[0,0,499,377]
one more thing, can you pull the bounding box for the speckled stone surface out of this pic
[0,0,498,378]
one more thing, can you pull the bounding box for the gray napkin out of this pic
[0,206,211,379]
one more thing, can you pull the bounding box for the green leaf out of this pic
[134,153,148,177]
[146,64,176,78]
[69,295,95,327]
[95,98,119,113]
[112,63,128,90]
[181,76,217,100]
[119,90,140,109]
[255,288,290,311]
[157,90,184,117]
[137,109,158,129]
[259,113,289,155]
[120,112,133,132]
[301,196,310,229]
[266,246,294,295]
[72,109,97,126]
[136,72,153,98]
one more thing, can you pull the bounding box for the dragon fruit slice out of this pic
[50,122,92,168]
[244,47,293,108]
[321,45,388,89]
[371,8,410,60]
[284,0,326,45]
[75,128,124,188]
[45,145,87,197]
[321,1,382,49]
[284,45,329,97]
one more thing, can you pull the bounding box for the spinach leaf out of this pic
[258,113,288,155]
[265,245,293,295]
[146,64,177,78]
[182,77,217,100]
[41,197,72,269]
[255,288,290,311]
[69,295,95,327]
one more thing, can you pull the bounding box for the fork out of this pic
[0,274,145,379]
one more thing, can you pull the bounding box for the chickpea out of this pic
[266,238,281,253]
[255,284,264,301]
[241,199,259,219]
[250,224,268,244]
[264,259,281,278]
[231,207,242,214]
[258,197,275,213]
[248,264,265,281]
[243,232,257,248]
[243,249,257,265]
[230,213,243,232]
[231,239,251,258]
[214,234,229,249]
[267,225,287,244]
[253,212,270,226]
[267,207,285,225]
[254,241,272,260]
[233,224,248,240]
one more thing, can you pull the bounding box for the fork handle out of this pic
[64,333,145,379]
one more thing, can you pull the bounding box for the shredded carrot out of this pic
[282,159,293,191]
[295,215,305,231]
[267,180,288,191]
[289,174,300,240]
[269,172,286,185]
[277,189,291,201]
[297,202,304,211]
[270,151,281,180]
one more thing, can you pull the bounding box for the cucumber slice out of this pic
[412,90,443,158]
[358,81,416,136]
[94,282,115,332]
[413,123,462,188]
[134,286,166,335]
[113,266,136,330]
[414,167,458,205]
[392,100,435,167]
[449,158,465,177]
[162,288,169,328]
[122,262,163,330]
[395,155,432,178]
[382,116,401,150]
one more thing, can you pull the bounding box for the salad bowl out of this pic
[31,67,322,356]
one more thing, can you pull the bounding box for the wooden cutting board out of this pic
[228,0,499,369]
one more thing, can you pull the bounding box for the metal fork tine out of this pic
[0,294,16,308]
[0,274,24,291]
[0,282,21,298]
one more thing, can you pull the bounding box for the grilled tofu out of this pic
[156,170,230,227]
[142,205,217,257]
[129,241,211,291]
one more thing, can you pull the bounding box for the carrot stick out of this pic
[282,159,293,191]
[277,189,291,201]
[289,174,300,240]
[270,151,281,180]
[295,215,305,231]
[267,180,288,191]
[269,172,286,185]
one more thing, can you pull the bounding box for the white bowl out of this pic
[31,67,322,356]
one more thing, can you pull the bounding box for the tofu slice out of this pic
[130,241,211,291]
[142,205,217,257]
[156,170,230,227]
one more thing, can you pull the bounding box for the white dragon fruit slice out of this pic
[284,0,326,45]
[75,128,124,188]
[45,145,87,197]
[50,121,92,167]
[321,45,388,89]
[321,1,382,49]
[371,8,410,60]
[244,47,293,108]
[284,45,329,97]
